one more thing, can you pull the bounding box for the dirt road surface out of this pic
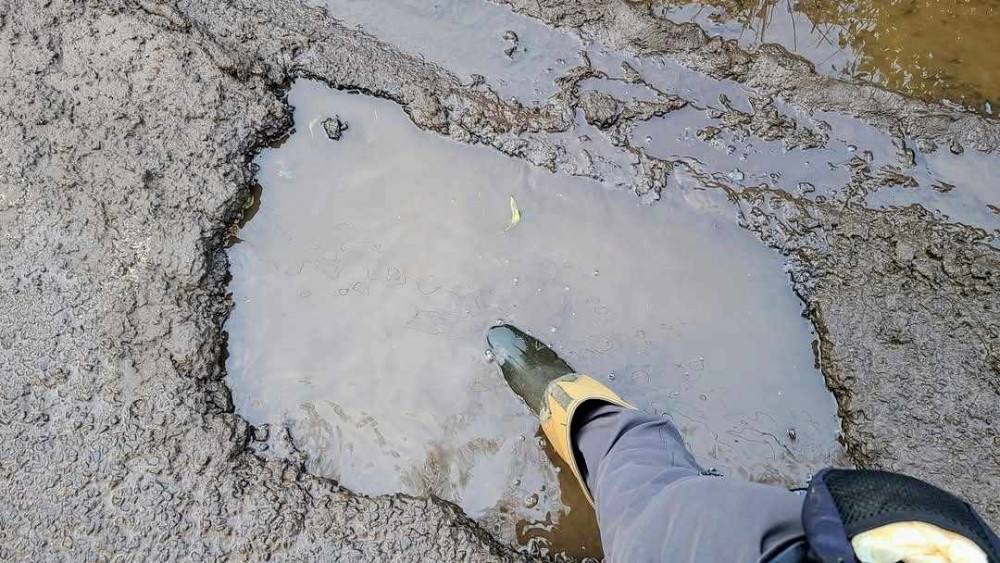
[1,0,997,560]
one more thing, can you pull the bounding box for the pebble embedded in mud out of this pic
[577,90,620,129]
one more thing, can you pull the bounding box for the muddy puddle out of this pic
[225,80,843,557]
[656,0,1000,114]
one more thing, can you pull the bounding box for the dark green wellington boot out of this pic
[486,324,575,415]
[487,323,634,507]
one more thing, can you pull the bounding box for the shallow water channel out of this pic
[225,80,842,556]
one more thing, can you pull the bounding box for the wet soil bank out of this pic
[1,0,998,561]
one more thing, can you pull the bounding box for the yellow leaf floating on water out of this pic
[506,195,521,231]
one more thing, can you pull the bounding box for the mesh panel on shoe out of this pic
[823,469,1000,562]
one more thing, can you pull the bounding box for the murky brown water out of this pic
[226,80,843,557]
[657,0,1000,114]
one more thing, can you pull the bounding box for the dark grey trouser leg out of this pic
[573,404,807,563]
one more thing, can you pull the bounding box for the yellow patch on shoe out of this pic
[538,374,633,507]
[852,521,988,563]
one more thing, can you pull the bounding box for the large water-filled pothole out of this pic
[225,79,843,556]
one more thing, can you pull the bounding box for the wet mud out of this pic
[2,0,998,559]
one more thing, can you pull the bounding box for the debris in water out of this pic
[787,428,798,442]
[506,195,521,231]
[932,181,956,193]
[697,126,721,142]
[524,494,539,508]
[322,116,348,140]
[502,30,519,58]
[796,182,816,195]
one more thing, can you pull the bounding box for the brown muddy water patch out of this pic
[656,0,1000,114]
[225,80,843,557]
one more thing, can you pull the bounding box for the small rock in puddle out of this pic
[322,115,348,140]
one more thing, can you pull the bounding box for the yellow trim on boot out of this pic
[539,374,634,507]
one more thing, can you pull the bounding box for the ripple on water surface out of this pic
[225,80,843,557]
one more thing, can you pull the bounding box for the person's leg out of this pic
[484,324,806,561]
[573,403,807,563]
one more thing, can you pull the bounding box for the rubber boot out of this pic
[487,324,633,506]
[487,324,575,414]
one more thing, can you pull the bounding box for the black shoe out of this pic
[487,324,575,415]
